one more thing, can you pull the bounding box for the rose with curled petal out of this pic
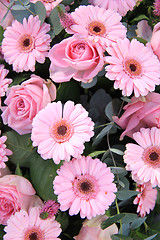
[113,92,160,140]
[48,36,104,83]
[0,175,39,225]
[1,74,56,135]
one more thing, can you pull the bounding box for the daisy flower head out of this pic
[2,15,51,73]
[0,133,12,169]
[88,0,136,17]
[65,5,127,49]
[3,207,62,240]
[105,38,160,97]
[124,127,160,188]
[133,182,157,218]
[30,0,63,17]
[0,64,12,105]
[53,156,117,219]
[40,200,60,219]
[31,101,94,164]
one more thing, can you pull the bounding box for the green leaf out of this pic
[29,153,62,201]
[131,217,147,229]
[110,167,127,176]
[89,150,106,158]
[101,213,125,229]
[112,234,133,240]
[121,213,138,224]
[56,79,80,103]
[0,225,5,240]
[15,163,23,176]
[144,234,158,240]
[116,190,139,201]
[5,131,33,167]
[130,14,149,24]
[0,26,4,45]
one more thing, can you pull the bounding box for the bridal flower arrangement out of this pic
[0,0,160,239]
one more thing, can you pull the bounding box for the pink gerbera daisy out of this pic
[53,156,117,219]
[2,15,51,73]
[3,207,61,240]
[89,0,136,16]
[133,182,157,217]
[30,0,63,17]
[124,127,160,187]
[31,101,94,164]
[105,38,160,97]
[0,64,12,106]
[0,133,12,168]
[65,5,126,49]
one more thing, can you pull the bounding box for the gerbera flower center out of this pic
[43,0,55,2]
[142,146,160,168]
[50,120,73,143]
[18,34,35,53]
[24,227,44,240]
[124,58,142,77]
[73,174,99,200]
[88,20,106,36]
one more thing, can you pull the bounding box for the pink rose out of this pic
[48,36,104,83]
[74,215,118,240]
[0,0,14,29]
[113,92,160,140]
[0,175,38,225]
[150,22,160,60]
[1,74,56,135]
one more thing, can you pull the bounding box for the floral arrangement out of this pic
[0,0,160,239]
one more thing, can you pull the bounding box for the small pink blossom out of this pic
[65,5,126,49]
[4,207,62,240]
[40,200,60,219]
[0,64,12,106]
[89,0,136,17]
[0,0,14,29]
[2,15,51,72]
[105,38,160,97]
[124,127,160,188]
[53,156,117,219]
[154,0,160,16]
[31,101,94,164]
[49,36,105,83]
[133,183,157,217]
[1,74,56,135]
[113,92,160,140]
[74,215,118,240]
[0,133,12,168]
[0,175,38,225]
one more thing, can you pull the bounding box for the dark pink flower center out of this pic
[124,58,142,77]
[18,34,35,53]
[50,120,73,143]
[88,20,106,36]
[24,227,44,240]
[142,145,160,168]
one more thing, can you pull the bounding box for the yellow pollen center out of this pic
[124,58,142,77]
[18,34,34,53]
[88,20,106,36]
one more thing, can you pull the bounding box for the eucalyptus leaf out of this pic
[131,217,147,229]
[92,123,113,146]
[34,1,46,24]
[110,148,124,156]
[116,190,139,201]
[144,234,158,240]
[101,213,125,229]
[49,4,64,35]
[0,26,4,44]
[112,234,133,240]
[12,4,26,10]
[110,167,127,176]
[121,213,138,224]
[81,76,97,89]
[89,150,106,158]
